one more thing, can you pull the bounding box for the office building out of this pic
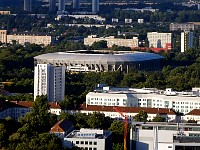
[34,64,65,102]
[64,128,112,150]
[131,122,200,150]
[58,0,65,11]
[92,0,99,13]
[181,31,194,52]
[49,0,56,12]
[24,0,32,12]
[147,32,172,50]
[73,0,80,10]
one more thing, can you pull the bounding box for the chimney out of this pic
[56,102,58,106]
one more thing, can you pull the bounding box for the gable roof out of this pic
[78,104,176,115]
[50,119,74,133]
[186,109,200,116]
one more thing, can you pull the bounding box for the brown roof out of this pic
[9,101,61,109]
[186,109,200,116]
[50,119,74,133]
[78,104,176,115]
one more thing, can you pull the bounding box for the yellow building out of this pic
[0,11,11,15]
[84,35,139,48]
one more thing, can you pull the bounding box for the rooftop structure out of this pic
[34,51,163,72]
[64,128,112,150]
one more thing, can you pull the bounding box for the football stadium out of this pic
[34,51,164,72]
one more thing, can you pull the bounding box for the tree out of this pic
[87,112,108,129]
[134,110,148,122]
[152,115,166,122]
[91,40,107,50]
[109,121,124,143]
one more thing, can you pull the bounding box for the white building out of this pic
[73,104,178,123]
[147,32,172,50]
[131,122,200,150]
[34,64,65,102]
[86,86,200,114]
[125,18,132,23]
[181,31,194,53]
[138,19,144,24]
[64,128,112,150]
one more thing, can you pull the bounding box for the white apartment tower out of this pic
[58,0,65,11]
[34,64,65,102]
[147,32,172,50]
[181,31,194,53]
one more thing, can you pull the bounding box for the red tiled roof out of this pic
[9,101,61,109]
[78,104,176,115]
[186,109,200,116]
[50,119,73,133]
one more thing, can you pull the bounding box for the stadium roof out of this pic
[34,51,163,64]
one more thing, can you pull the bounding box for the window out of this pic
[94,142,97,145]
[81,141,84,144]
[85,141,88,145]
[89,141,92,145]
[93,148,97,150]
[76,141,79,144]
[89,148,92,150]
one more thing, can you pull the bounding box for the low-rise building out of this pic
[170,23,197,31]
[72,104,179,123]
[84,35,139,48]
[50,119,74,139]
[64,128,112,150]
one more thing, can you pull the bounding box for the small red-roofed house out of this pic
[184,109,200,122]
[50,119,74,139]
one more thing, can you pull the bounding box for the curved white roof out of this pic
[34,51,163,64]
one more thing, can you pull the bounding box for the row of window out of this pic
[76,141,97,145]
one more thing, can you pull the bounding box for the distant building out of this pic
[34,64,65,102]
[24,0,32,12]
[130,122,200,150]
[0,30,7,43]
[64,128,112,150]
[170,23,197,31]
[198,4,200,10]
[49,0,56,12]
[0,11,11,15]
[147,32,172,50]
[112,18,118,23]
[92,0,99,13]
[84,35,139,48]
[181,31,194,52]
[73,0,80,10]
[50,119,74,139]
[58,0,65,11]
[6,32,53,46]
[125,18,132,24]
[138,19,144,24]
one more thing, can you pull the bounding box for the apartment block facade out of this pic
[147,32,172,50]
[34,64,65,102]
[84,35,139,48]
[181,31,194,52]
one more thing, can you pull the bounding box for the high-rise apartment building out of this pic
[92,0,99,13]
[73,0,80,10]
[147,32,172,50]
[49,0,56,12]
[34,64,65,102]
[181,31,194,52]
[58,0,65,11]
[24,0,32,12]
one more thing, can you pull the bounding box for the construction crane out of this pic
[113,107,128,150]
